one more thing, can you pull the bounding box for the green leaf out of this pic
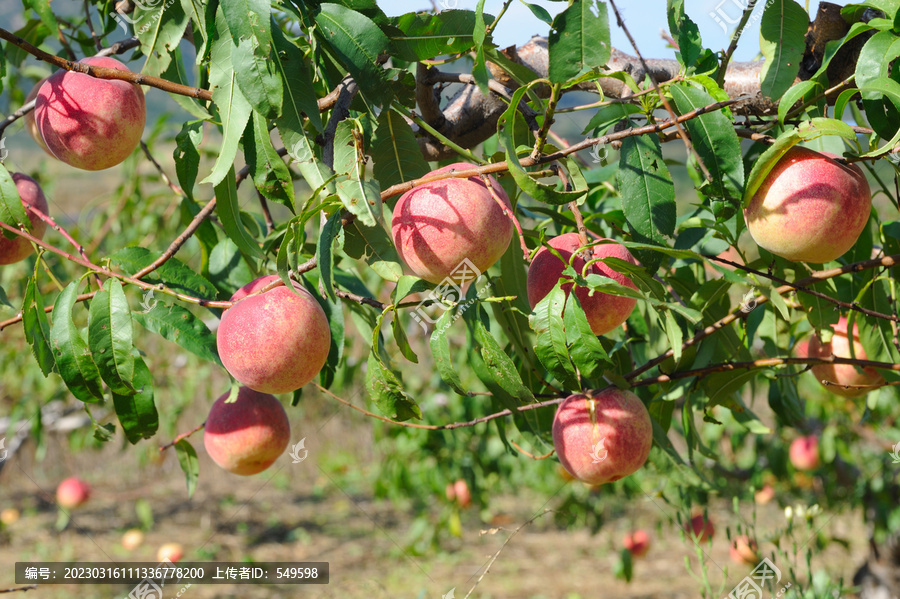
[523,2,553,25]
[429,309,468,395]
[174,121,203,201]
[108,247,218,299]
[529,282,580,390]
[616,128,676,271]
[316,211,344,302]
[742,129,801,207]
[473,318,536,404]
[300,282,344,389]
[135,0,189,75]
[858,77,900,156]
[472,0,490,97]
[271,26,323,134]
[50,282,104,402]
[22,0,57,32]
[389,10,481,61]
[132,303,221,366]
[759,0,808,99]
[201,7,253,187]
[562,293,610,380]
[581,103,643,136]
[214,166,264,260]
[548,0,610,83]
[245,111,294,211]
[855,30,900,141]
[174,440,199,498]
[777,80,822,124]
[371,109,430,188]
[315,4,392,105]
[667,0,702,69]
[366,350,422,421]
[112,354,158,444]
[230,23,282,118]
[0,164,31,240]
[88,279,136,396]
[391,309,418,363]
[669,83,744,201]
[23,273,55,377]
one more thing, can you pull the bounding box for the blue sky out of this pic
[379,0,824,63]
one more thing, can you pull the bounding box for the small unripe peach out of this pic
[121,529,144,551]
[789,435,820,471]
[730,535,760,565]
[805,316,885,397]
[0,508,20,525]
[56,477,91,509]
[0,173,48,265]
[685,513,715,542]
[623,530,651,558]
[217,278,331,394]
[156,542,184,563]
[743,146,871,263]
[527,233,639,336]
[35,56,146,170]
[391,163,512,284]
[552,389,652,485]
[204,387,291,475]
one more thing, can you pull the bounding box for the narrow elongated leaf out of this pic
[617,128,676,271]
[214,167,264,260]
[112,354,158,443]
[300,282,344,389]
[88,279,136,396]
[132,303,221,366]
[366,350,422,421]
[777,80,822,124]
[471,0,490,96]
[667,0,701,68]
[271,26,323,134]
[50,282,104,402]
[371,110,430,188]
[201,7,253,187]
[389,10,481,60]
[135,0,189,75]
[429,309,468,395]
[108,247,217,299]
[245,111,294,211]
[743,129,801,206]
[173,121,203,201]
[670,83,744,201]
[175,440,199,498]
[563,293,610,380]
[315,4,392,105]
[548,0,610,83]
[473,318,536,405]
[0,164,30,240]
[855,30,900,140]
[231,35,282,118]
[23,274,55,377]
[759,0,808,99]
[530,282,580,389]
[316,211,344,302]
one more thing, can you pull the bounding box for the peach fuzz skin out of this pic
[204,387,291,475]
[743,146,871,263]
[552,389,652,486]
[35,56,146,171]
[0,174,49,265]
[391,163,513,284]
[217,276,331,394]
[527,232,639,336]
[804,316,885,397]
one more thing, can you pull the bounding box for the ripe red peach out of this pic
[527,232,639,336]
[445,479,471,508]
[204,387,291,476]
[121,528,144,551]
[623,530,651,558]
[0,173,48,265]
[391,163,512,284]
[730,535,760,565]
[789,435,820,471]
[217,277,330,394]
[685,513,715,542]
[551,389,652,485]
[56,477,91,509]
[23,78,53,156]
[754,484,776,505]
[743,146,871,263]
[34,56,146,170]
[805,316,885,397]
[156,542,184,563]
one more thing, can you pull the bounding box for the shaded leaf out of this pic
[50,282,104,402]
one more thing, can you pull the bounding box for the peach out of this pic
[804,316,885,397]
[730,535,760,565]
[743,146,871,263]
[789,435,820,471]
[56,477,91,509]
[23,78,53,156]
[121,528,144,551]
[685,513,715,543]
[527,232,639,336]
[0,508,20,525]
[391,163,513,284]
[217,278,330,394]
[552,389,652,485]
[35,56,146,170]
[156,542,184,563]
[203,386,291,475]
[623,530,651,558]
[445,479,471,508]
[754,484,775,505]
[0,173,48,265]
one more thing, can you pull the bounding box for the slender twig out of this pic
[608,0,712,183]
[481,174,529,261]
[716,1,757,88]
[55,23,77,61]
[158,420,206,452]
[140,142,184,197]
[531,82,563,160]
[83,0,103,51]
[0,585,38,594]
[25,205,102,287]
[394,103,482,164]
[509,441,554,460]
[257,191,275,235]
[823,379,900,391]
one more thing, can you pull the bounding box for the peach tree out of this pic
[0,0,899,590]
